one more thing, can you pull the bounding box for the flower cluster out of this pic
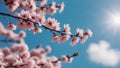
[0,39,78,68]
[51,27,93,45]
[2,0,64,14]
[0,0,93,46]
[0,22,26,40]
[0,22,78,68]
[0,0,93,68]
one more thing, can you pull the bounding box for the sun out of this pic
[106,11,120,32]
[111,13,120,26]
[103,10,120,36]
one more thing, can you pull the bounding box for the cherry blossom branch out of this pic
[0,12,28,22]
[6,52,79,68]
[0,1,93,68]
[0,39,19,43]
[0,12,92,45]
[0,38,19,46]
[0,0,93,68]
[52,52,79,63]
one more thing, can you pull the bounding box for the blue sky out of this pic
[0,0,120,68]
[50,0,120,68]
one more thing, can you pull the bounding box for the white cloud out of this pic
[87,40,120,67]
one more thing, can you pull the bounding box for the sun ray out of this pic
[105,10,120,35]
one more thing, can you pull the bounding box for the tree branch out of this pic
[6,52,79,68]
[0,12,80,38]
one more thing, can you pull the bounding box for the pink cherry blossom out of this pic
[6,31,20,40]
[30,12,38,22]
[30,56,40,64]
[11,39,28,53]
[18,10,30,19]
[0,22,9,35]
[10,44,20,52]
[76,28,84,37]
[4,54,18,64]
[36,16,45,25]
[17,21,34,29]
[19,30,26,38]
[61,55,73,63]
[59,2,64,13]
[54,22,60,31]
[51,34,60,42]
[30,49,41,57]
[19,51,30,61]
[86,29,93,37]
[45,46,51,53]
[63,24,71,34]
[32,27,42,34]
[40,0,47,6]
[47,8,57,14]
[30,46,45,58]
[53,61,61,68]
[35,7,42,14]
[47,1,57,14]
[18,0,28,9]
[2,48,11,56]
[50,2,56,9]
[6,0,19,12]
[7,23,16,30]
[68,57,73,63]
[71,37,79,46]
[25,59,35,68]
[81,35,88,44]
[0,0,93,68]
[27,0,36,12]
[43,62,54,68]
[18,42,28,52]
[59,34,70,43]
[16,21,25,29]
[45,17,56,29]
[61,55,68,62]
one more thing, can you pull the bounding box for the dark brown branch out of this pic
[52,52,79,63]
[0,39,19,46]
[0,12,80,38]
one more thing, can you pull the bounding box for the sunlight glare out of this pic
[106,11,120,31]
[112,14,120,26]
[104,10,120,36]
